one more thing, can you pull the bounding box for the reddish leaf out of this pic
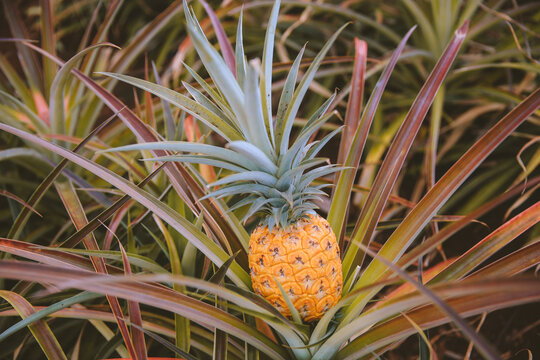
[0,237,120,272]
[357,245,500,360]
[2,1,42,91]
[119,243,148,360]
[55,181,137,359]
[0,122,251,287]
[382,86,540,283]
[336,279,540,359]
[18,40,249,267]
[342,22,469,281]
[0,306,175,339]
[0,189,42,217]
[329,26,415,243]
[0,291,67,360]
[200,0,236,76]
[432,201,540,282]
[337,38,367,167]
[469,240,540,278]
[0,261,288,359]
[396,176,540,271]
[8,111,118,239]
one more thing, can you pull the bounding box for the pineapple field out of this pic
[0,0,539,359]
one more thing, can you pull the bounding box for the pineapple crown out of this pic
[107,0,346,229]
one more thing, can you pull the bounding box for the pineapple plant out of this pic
[105,0,346,321]
[1,0,539,359]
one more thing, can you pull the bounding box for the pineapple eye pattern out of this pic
[249,214,342,322]
[257,235,268,245]
[288,288,295,295]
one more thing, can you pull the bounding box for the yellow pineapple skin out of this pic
[248,214,342,322]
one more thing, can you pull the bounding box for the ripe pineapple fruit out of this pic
[108,0,345,321]
[249,214,342,321]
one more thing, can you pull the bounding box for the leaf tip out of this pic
[456,20,470,37]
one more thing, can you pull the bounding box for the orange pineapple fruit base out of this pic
[248,214,343,322]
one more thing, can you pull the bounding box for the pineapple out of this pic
[107,0,345,321]
[249,214,342,321]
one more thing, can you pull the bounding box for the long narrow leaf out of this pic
[200,0,235,75]
[431,201,540,282]
[7,108,118,239]
[40,0,56,98]
[335,280,540,359]
[98,72,240,141]
[0,261,292,360]
[336,38,367,167]
[118,243,148,360]
[260,0,281,142]
[328,27,415,242]
[346,86,540,323]
[19,31,251,268]
[0,290,67,360]
[55,181,137,359]
[0,122,251,288]
[104,141,258,171]
[277,23,348,156]
[0,238,122,272]
[49,43,118,141]
[0,291,102,341]
[341,23,468,293]
[469,241,540,278]
[395,176,540,272]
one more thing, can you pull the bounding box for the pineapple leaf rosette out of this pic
[105,0,345,322]
[2,0,540,358]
